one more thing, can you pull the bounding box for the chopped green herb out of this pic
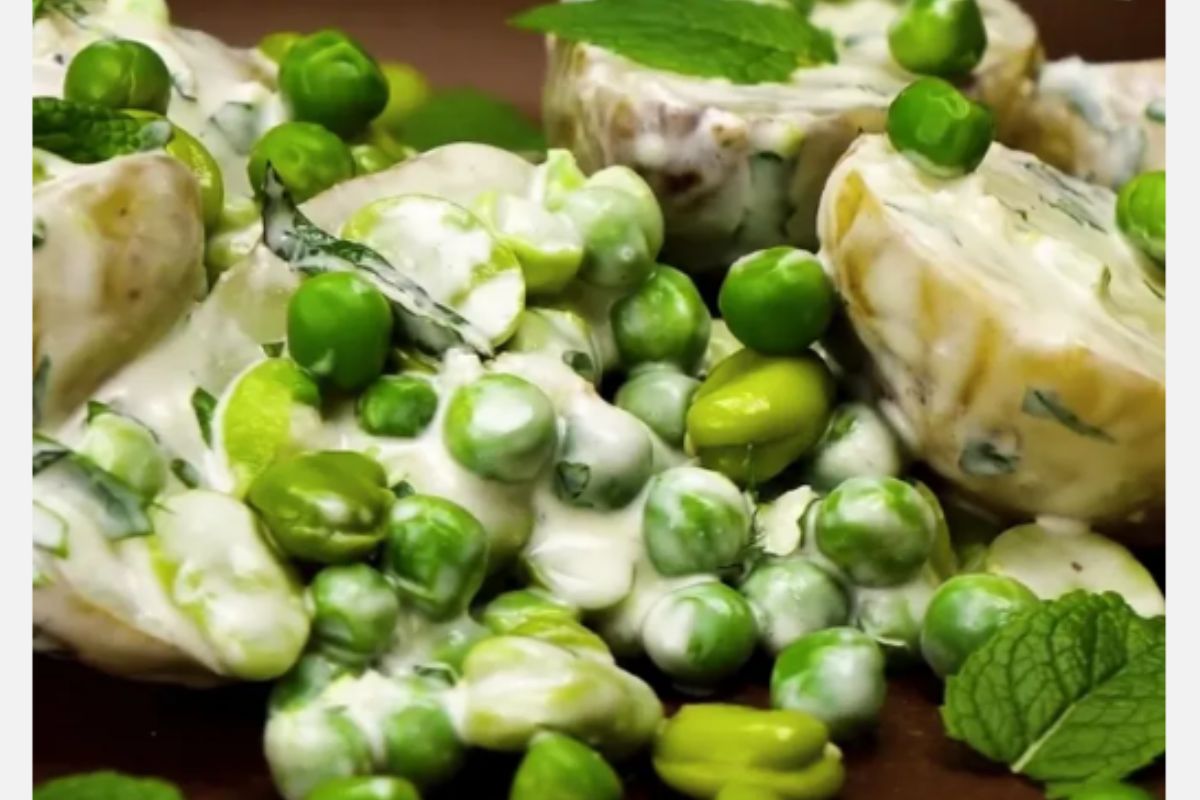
[561,350,595,379]
[170,458,202,488]
[261,341,286,358]
[511,0,838,85]
[32,434,153,540]
[555,462,591,500]
[958,437,1019,476]
[1021,388,1113,442]
[190,387,217,446]
[33,356,51,426]
[390,480,416,499]
[943,592,1165,790]
[33,217,46,249]
[85,399,116,423]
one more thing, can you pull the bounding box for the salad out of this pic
[31,0,1166,799]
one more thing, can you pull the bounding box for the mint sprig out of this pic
[942,591,1165,789]
[511,0,837,85]
[34,771,183,800]
[33,97,173,164]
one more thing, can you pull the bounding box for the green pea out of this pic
[1064,783,1155,800]
[63,39,171,113]
[377,62,431,133]
[265,710,373,800]
[642,466,752,577]
[804,402,905,492]
[248,121,356,202]
[770,627,886,741]
[357,375,437,438]
[642,581,758,687]
[269,652,353,713]
[257,31,302,65]
[381,704,465,788]
[306,776,420,800]
[813,476,937,587]
[887,77,994,178]
[612,266,711,374]
[740,557,850,654]
[384,494,489,620]
[248,450,394,564]
[614,366,700,448]
[920,574,1037,677]
[77,411,166,499]
[279,29,388,138]
[888,0,987,79]
[718,247,834,356]
[288,272,393,393]
[560,186,656,291]
[507,617,612,662]
[510,732,622,800]
[554,402,654,510]
[309,564,400,666]
[480,589,580,634]
[350,143,394,176]
[444,374,558,483]
[1116,170,1166,264]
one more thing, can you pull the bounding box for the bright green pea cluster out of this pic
[888,0,988,79]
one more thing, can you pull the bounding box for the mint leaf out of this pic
[511,0,837,84]
[33,97,173,164]
[34,771,183,800]
[190,387,217,446]
[942,592,1165,787]
[1021,388,1114,443]
[32,433,153,540]
[401,88,545,153]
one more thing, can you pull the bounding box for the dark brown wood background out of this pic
[34,2,1166,798]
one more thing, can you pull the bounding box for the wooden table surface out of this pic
[34,1,1166,798]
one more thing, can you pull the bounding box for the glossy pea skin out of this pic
[887,77,994,178]
[350,143,394,176]
[813,476,937,587]
[612,266,712,374]
[1116,170,1166,264]
[920,573,1037,677]
[718,247,835,356]
[888,0,987,79]
[268,652,352,712]
[288,272,393,393]
[248,121,356,202]
[560,186,656,291]
[376,62,431,132]
[63,39,171,113]
[279,29,388,138]
[309,564,400,666]
[615,366,700,448]
[381,704,465,788]
[510,732,622,800]
[643,581,758,687]
[480,589,580,634]
[265,710,373,800]
[443,374,558,483]
[306,776,420,800]
[357,375,437,438]
[247,451,394,564]
[740,557,850,654]
[770,627,887,741]
[554,402,654,511]
[642,467,752,577]
[383,494,489,620]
